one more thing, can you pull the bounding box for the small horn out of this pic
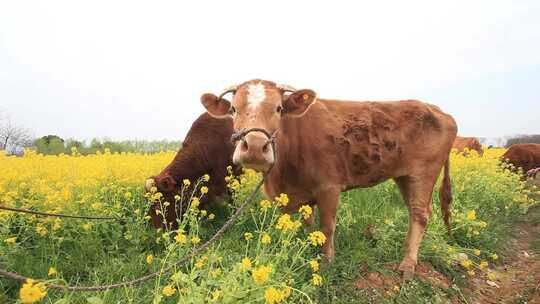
[218,84,238,101]
[276,83,297,93]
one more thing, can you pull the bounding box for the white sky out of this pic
[1,1,539,141]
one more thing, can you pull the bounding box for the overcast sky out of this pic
[1,1,539,141]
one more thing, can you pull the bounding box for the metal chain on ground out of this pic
[0,175,265,292]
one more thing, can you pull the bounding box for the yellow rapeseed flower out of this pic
[261,233,272,245]
[260,199,272,211]
[47,267,57,276]
[200,186,209,194]
[203,174,210,182]
[264,287,287,304]
[240,257,252,272]
[460,259,472,269]
[298,205,313,220]
[191,236,201,245]
[311,274,323,286]
[309,259,319,272]
[466,210,476,221]
[183,179,191,187]
[162,285,176,297]
[19,279,47,304]
[244,232,254,241]
[191,197,200,209]
[252,265,272,285]
[308,231,327,246]
[4,236,17,244]
[480,261,489,269]
[175,232,187,244]
[146,254,154,264]
[274,193,289,207]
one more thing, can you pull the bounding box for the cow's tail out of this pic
[439,157,453,235]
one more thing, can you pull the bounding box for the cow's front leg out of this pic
[316,187,340,263]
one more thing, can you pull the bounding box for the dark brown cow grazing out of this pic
[502,143,540,176]
[201,79,457,279]
[144,113,236,229]
[453,136,483,156]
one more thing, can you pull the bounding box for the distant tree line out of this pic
[34,135,181,155]
[506,134,540,148]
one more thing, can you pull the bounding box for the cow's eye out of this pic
[276,105,283,114]
[229,106,236,115]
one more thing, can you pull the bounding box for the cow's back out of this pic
[277,99,457,188]
[502,143,540,173]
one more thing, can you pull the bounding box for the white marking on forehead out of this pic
[247,82,266,108]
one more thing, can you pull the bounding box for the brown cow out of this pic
[144,113,237,229]
[201,79,457,279]
[501,143,540,176]
[452,136,483,156]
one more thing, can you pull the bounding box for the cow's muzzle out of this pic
[231,128,277,172]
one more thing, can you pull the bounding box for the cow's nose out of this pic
[233,132,275,170]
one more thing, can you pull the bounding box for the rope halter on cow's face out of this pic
[217,83,298,170]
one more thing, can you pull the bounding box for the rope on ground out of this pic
[0,205,123,221]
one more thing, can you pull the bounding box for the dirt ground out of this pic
[354,178,540,303]
[469,179,540,304]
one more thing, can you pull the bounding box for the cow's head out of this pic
[201,79,317,172]
[144,173,181,229]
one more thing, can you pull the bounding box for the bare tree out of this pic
[0,112,33,154]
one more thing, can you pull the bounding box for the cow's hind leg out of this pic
[398,174,438,280]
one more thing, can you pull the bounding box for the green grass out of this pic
[1,161,538,303]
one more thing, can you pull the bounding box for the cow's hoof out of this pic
[398,261,415,281]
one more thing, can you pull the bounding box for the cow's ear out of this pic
[282,89,317,117]
[201,93,231,119]
[157,175,177,192]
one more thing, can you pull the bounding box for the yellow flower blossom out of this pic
[311,273,323,286]
[244,232,254,241]
[466,210,476,221]
[19,279,47,304]
[264,287,288,304]
[460,259,472,269]
[260,199,272,211]
[261,233,272,245]
[183,179,191,187]
[480,261,489,269]
[203,174,210,182]
[47,267,57,276]
[208,213,215,220]
[200,186,209,194]
[298,205,313,220]
[274,193,289,207]
[240,257,252,272]
[309,259,319,272]
[146,254,154,264]
[162,285,176,297]
[175,232,187,244]
[191,236,201,245]
[252,265,272,285]
[308,231,327,246]
[4,236,17,244]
